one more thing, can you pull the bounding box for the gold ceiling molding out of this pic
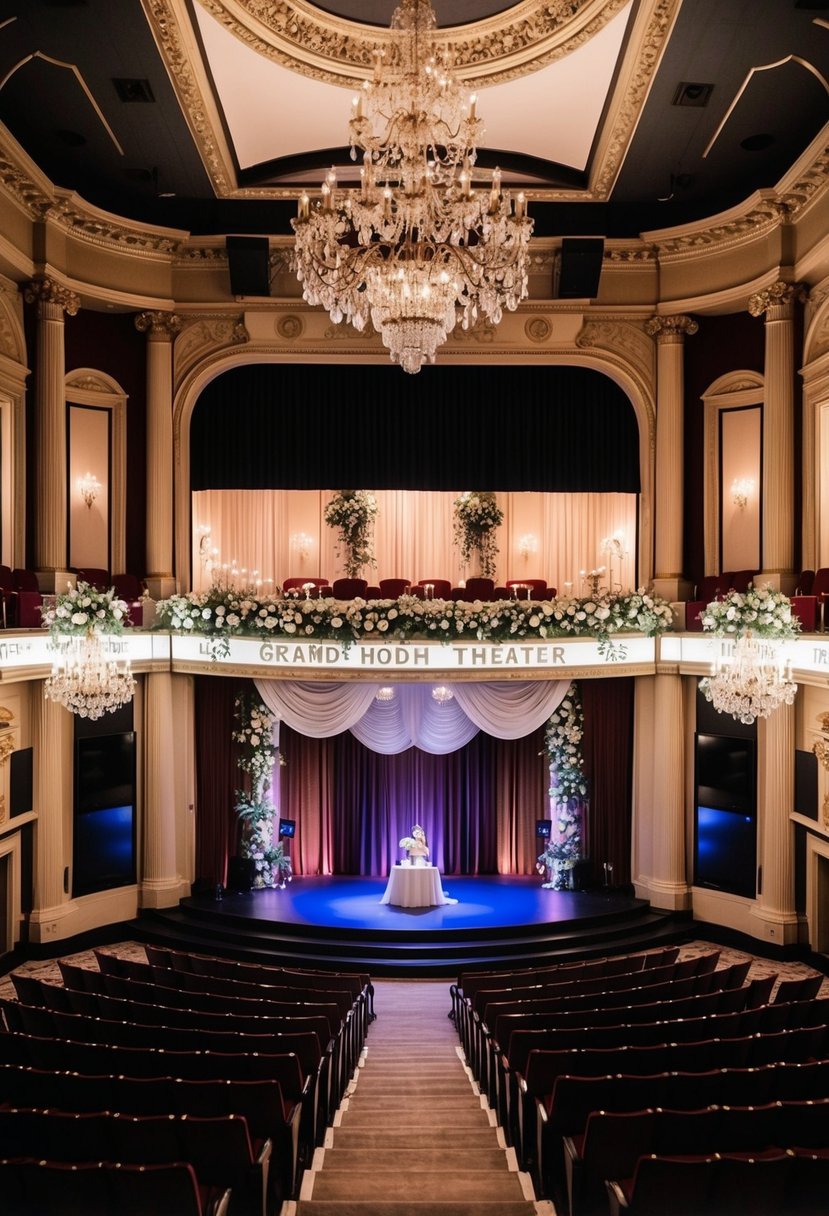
[194,0,632,87]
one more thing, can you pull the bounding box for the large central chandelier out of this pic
[292,0,533,373]
[700,634,797,725]
[45,631,135,721]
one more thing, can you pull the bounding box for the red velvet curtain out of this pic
[580,677,635,886]
[194,676,242,886]
[279,723,548,877]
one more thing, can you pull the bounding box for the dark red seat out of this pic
[504,578,548,600]
[378,578,410,597]
[282,577,330,597]
[330,578,368,599]
[11,569,42,628]
[411,579,452,599]
[452,577,496,601]
[112,573,144,625]
[75,568,110,590]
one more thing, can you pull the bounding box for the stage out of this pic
[136,875,688,977]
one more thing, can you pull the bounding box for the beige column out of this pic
[135,310,181,599]
[29,686,74,943]
[644,314,698,603]
[752,701,799,945]
[141,670,183,907]
[748,281,806,592]
[649,672,690,908]
[24,278,80,592]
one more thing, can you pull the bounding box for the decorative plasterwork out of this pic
[576,317,655,426]
[644,315,699,341]
[812,713,829,832]
[701,369,764,577]
[174,313,250,380]
[0,283,25,365]
[23,278,80,317]
[804,281,829,365]
[0,134,184,258]
[144,0,677,204]
[194,0,632,86]
[135,311,184,338]
[748,280,808,318]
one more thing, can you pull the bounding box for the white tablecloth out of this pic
[380,863,450,907]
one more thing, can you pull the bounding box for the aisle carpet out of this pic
[292,979,553,1216]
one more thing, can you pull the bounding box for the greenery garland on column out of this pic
[537,683,586,889]
[232,691,291,888]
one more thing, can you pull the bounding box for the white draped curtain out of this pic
[254,678,570,756]
[192,489,637,594]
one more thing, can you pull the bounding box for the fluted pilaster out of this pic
[141,671,182,907]
[136,310,181,598]
[644,314,697,600]
[24,278,80,584]
[650,673,689,908]
[30,686,74,939]
[752,701,799,945]
[748,281,806,586]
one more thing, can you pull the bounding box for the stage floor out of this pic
[154,875,682,975]
[207,874,638,934]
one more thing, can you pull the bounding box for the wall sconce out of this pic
[731,478,755,510]
[518,533,538,561]
[292,532,314,562]
[77,472,101,510]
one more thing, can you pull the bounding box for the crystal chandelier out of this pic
[45,630,135,720]
[432,685,454,704]
[292,0,533,373]
[700,633,797,725]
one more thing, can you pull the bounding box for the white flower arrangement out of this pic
[233,692,290,888]
[233,692,278,795]
[700,585,800,640]
[324,489,378,576]
[538,683,585,890]
[156,586,674,651]
[453,491,504,577]
[42,580,129,638]
[399,836,417,850]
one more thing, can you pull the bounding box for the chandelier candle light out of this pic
[42,581,135,720]
[292,0,533,373]
[699,585,799,724]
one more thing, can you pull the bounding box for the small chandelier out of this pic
[375,686,395,701]
[292,0,533,373]
[45,631,135,720]
[432,684,454,704]
[77,472,101,510]
[700,633,796,725]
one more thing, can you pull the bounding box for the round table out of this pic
[379,863,452,907]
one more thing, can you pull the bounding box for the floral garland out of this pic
[42,580,129,638]
[157,587,673,650]
[453,492,503,578]
[232,692,291,888]
[324,490,378,577]
[700,585,800,640]
[537,683,585,890]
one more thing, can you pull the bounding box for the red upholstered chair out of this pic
[412,579,452,600]
[810,567,829,630]
[730,569,758,592]
[331,578,368,599]
[453,577,496,601]
[695,574,725,602]
[365,585,382,598]
[112,573,145,625]
[75,567,110,590]
[792,596,817,631]
[378,578,411,598]
[798,569,815,595]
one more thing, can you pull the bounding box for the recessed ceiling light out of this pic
[672,82,714,107]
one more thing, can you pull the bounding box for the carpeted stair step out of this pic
[317,1148,509,1171]
[307,1170,528,1203]
[295,1203,539,1216]
[328,1129,500,1151]
[340,1107,493,1128]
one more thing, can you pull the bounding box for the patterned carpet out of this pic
[1,939,828,1001]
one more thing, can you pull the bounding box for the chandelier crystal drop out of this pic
[292,0,533,373]
[45,630,136,720]
[700,634,797,725]
[431,684,454,704]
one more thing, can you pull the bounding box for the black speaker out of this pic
[227,856,256,892]
[557,237,604,299]
[226,236,270,297]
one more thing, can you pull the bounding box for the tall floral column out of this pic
[537,685,586,890]
[453,492,503,580]
[233,692,291,888]
[324,490,378,578]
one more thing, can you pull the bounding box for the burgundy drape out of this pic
[580,677,635,886]
[194,676,242,886]
[279,723,548,877]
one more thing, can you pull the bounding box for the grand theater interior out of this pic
[1,1,829,1212]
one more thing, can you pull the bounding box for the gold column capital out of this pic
[23,277,80,317]
[644,314,699,341]
[748,280,807,319]
[135,310,183,338]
